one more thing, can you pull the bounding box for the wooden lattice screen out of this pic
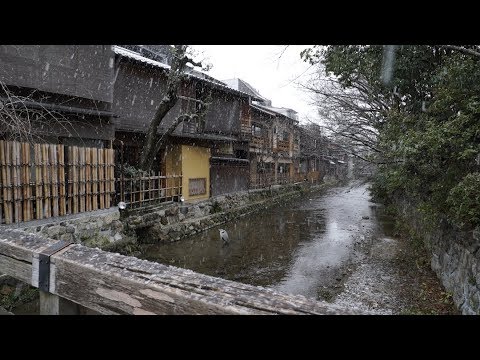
[0,141,115,224]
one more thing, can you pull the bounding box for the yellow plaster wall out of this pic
[180,145,210,201]
[164,144,210,201]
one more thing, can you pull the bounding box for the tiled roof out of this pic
[113,46,170,69]
[223,78,268,101]
[253,103,299,122]
[112,46,261,100]
[251,104,277,116]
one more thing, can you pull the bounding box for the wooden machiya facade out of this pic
[300,132,348,182]
[249,105,276,187]
[298,124,324,183]
[249,103,300,187]
[0,45,115,146]
[222,78,302,188]
[112,46,257,200]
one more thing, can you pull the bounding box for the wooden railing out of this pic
[0,140,115,224]
[276,140,290,152]
[116,173,182,209]
[251,137,265,149]
[240,123,251,137]
[296,171,321,183]
[0,228,362,314]
[250,172,302,189]
[250,173,276,189]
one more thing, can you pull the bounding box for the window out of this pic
[251,125,262,137]
[217,142,233,155]
[189,178,206,196]
[183,120,198,134]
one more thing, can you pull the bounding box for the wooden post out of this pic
[40,290,81,315]
[67,146,73,214]
[42,144,51,218]
[58,145,66,216]
[22,143,27,221]
[1,141,13,224]
[104,149,112,208]
[130,176,133,207]
[91,148,98,211]
[34,144,43,220]
[110,149,115,207]
[50,144,59,217]
[79,147,85,213]
[27,143,33,221]
[98,148,105,209]
[103,149,109,208]
[139,174,142,206]
[85,147,91,212]
[12,141,22,222]
[72,146,79,214]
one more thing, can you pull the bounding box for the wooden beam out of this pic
[0,228,362,315]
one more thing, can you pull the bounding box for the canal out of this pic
[140,181,458,314]
[139,182,380,301]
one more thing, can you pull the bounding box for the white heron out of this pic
[219,229,229,244]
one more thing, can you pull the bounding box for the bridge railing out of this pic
[0,228,363,315]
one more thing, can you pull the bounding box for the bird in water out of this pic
[219,229,229,244]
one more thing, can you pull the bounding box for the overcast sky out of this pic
[191,45,318,123]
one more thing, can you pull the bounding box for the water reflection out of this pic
[140,183,378,297]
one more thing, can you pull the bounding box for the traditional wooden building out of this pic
[223,78,300,187]
[111,46,260,201]
[0,45,115,147]
[0,46,117,223]
[298,124,323,183]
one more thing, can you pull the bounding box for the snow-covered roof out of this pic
[113,46,260,100]
[223,78,268,102]
[173,132,239,142]
[251,104,277,116]
[113,46,170,70]
[253,103,299,122]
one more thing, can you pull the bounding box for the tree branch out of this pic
[442,45,480,58]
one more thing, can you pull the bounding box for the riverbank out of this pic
[127,180,339,247]
[332,220,459,314]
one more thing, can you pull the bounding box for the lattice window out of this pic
[189,178,206,196]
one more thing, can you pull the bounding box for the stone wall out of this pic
[396,200,480,314]
[11,208,126,249]
[124,182,330,244]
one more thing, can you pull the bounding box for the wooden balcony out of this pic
[240,124,252,140]
[276,140,290,152]
[251,137,266,148]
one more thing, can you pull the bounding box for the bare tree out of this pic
[300,71,388,164]
[0,81,87,145]
[139,45,211,171]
